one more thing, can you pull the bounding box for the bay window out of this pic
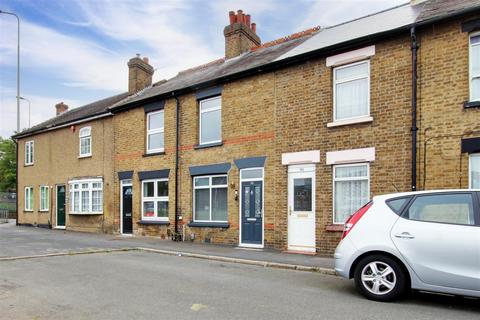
[333,163,369,224]
[142,179,169,221]
[333,61,370,122]
[40,186,49,211]
[193,175,228,222]
[199,96,221,145]
[146,110,164,153]
[69,179,103,214]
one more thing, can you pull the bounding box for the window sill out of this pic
[464,100,480,108]
[69,212,104,215]
[327,116,373,128]
[325,224,344,232]
[143,151,166,157]
[24,164,34,167]
[137,220,170,225]
[194,141,223,150]
[78,154,92,159]
[39,210,49,213]
[24,210,33,213]
[188,221,230,228]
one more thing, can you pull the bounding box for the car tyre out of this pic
[354,254,408,302]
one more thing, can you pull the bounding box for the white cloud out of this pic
[0,86,82,138]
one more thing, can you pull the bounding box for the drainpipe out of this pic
[173,93,181,241]
[411,26,419,191]
[14,139,18,225]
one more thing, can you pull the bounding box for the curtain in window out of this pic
[335,62,369,120]
[471,36,480,101]
[334,165,369,223]
[470,155,480,188]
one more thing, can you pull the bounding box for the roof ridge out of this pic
[178,57,226,76]
[250,26,321,52]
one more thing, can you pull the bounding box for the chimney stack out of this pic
[127,54,154,95]
[224,10,261,59]
[55,102,68,116]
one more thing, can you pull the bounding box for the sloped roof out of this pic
[13,92,129,138]
[417,0,480,23]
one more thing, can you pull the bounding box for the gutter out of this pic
[173,94,181,241]
[411,26,418,192]
[12,112,113,140]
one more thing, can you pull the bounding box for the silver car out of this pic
[334,190,480,302]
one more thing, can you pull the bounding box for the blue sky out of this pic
[0,0,406,138]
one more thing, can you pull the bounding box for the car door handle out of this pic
[394,232,415,239]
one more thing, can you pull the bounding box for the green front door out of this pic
[56,185,66,227]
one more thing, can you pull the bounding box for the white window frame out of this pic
[333,60,370,123]
[469,153,480,188]
[24,186,33,211]
[199,96,222,145]
[146,110,165,154]
[25,140,34,165]
[193,174,228,222]
[141,178,169,221]
[69,178,103,214]
[79,126,92,157]
[332,163,370,224]
[469,32,480,102]
[39,186,49,212]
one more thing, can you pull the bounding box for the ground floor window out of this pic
[193,175,228,222]
[333,163,369,224]
[69,179,103,214]
[469,154,480,188]
[40,186,49,211]
[141,179,168,221]
[25,187,33,211]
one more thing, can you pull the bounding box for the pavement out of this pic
[1,220,479,319]
[0,220,334,272]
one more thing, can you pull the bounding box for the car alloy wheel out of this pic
[360,261,397,295]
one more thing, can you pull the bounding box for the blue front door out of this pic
[241,181,263,245]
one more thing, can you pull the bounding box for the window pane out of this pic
[80,137,91,155]
[211,187,227,221]
[335,62,368,81]
[74,191,80,212]
[143,201,155,217]
[195,189,210,220]
[212,176,227,185]
[293,178,312,211]
[335,179,369,223]
[471,78,480,101]
[148,132,164,151]
[143,182,154,197]
[200,109,221,143]
[335,78,368,120]
[92,182,102,189]
[471,41,480,75]
[157,181,168,197]
[81,191,89,212]
[200,97,221,111]
[387,198,410,214]
[470,155,480,188]
[194,177,209,187]
[407,194,475,225]
[471,35,480,45]
[148,112,164,130]
[92,190,102,212]
[335,165,368,178]
[157,201,168,218]
[241,168,263,180]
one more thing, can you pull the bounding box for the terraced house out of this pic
[14,0,480,255]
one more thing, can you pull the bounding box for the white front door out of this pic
[288,164,316,253]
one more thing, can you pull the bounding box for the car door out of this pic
[390,192,480,291]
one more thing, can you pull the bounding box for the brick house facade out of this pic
[13,0,480,255]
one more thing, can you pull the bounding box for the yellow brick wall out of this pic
[17,117,115,232]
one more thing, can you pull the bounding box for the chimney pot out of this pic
[251,22,256,33]
[143,57,149,64]
[55,102,69,116]
[229,11,235,24]
[245,14,251,28]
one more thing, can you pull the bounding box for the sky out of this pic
[0,0,406,138]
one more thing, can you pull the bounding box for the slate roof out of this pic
[13,92,129,138]
[417,0,480,23]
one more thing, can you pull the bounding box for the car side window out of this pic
[386,197,411,215]
[406,193,476,226]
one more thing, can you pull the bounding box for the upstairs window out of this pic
[333,61,370,122]
[470,34,480,102]
[69,179,103,214]
[25,187,33,211]
[141,179,169,221]
[79,127,92,157]
[146,110,164,153]
[40,186,49,211]
[199,96,221,145]
[25,140,34,165]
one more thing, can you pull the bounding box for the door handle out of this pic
[394,232,415,239]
